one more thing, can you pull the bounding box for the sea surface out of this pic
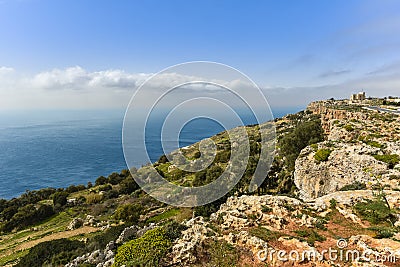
[0,107,302,199]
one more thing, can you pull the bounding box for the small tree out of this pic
[52,191,69,210]
[95,176,107,186]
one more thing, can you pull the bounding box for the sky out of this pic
[0,0,400,110]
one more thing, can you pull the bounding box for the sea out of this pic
[0,107,302,199]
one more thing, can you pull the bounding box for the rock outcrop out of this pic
[294,142,388,201]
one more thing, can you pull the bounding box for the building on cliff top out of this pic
[350,91,366,102]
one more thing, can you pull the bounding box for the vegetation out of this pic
[280,115,325,170]
[294,229,326,246]
[314,148,332,163]
[114,203,144,224]
[344,124,354,132]
[16,238,84,267]
[339,181,367,191]
[373,154,400,169]
[1,204,54,232]
[202,239,239,267]
[354,197,394,225]
[249,226,283,242]
[113,227,172,267]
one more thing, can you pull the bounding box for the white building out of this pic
[350,91,366,101]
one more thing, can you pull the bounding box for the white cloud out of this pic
[0,66,255,110]
[0,65,399,110]
[31,66,150,90]
[0,66,14,74]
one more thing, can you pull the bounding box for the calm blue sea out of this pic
[0,107,301,199]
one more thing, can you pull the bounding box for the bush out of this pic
[52,191,69,208]
[1,204,54,232]
[329,198,337,209]
[164,221,187,241]
[340,181,367,191]
[369,226,395,239]
[66,185,79,193]
[97,184,112,192]
[108,172,124,185]
[344,124,354,132]
[373,154,400,169]
[294,229,326,246]
[314,149,332,163]
[365,140,384,149]
[95,176,107,186]
[114,203,143,224]
[86,193,104,204]
[16,238,83,267]
[280,117,324,170]
[158,154,169,164]
[86,224,126,251]
[354,198,392,225]
[119,178,139,195]
[113,227,172,267]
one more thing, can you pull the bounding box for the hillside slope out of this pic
[2,98,400,267]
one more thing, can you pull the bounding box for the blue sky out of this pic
[0,0,400,109]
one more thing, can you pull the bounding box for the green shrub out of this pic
[1,204,54,232]
[280,118,324,170]
[261,205,273,213]
[52,191,69,208]
[314,149,332,163]
[108,172,124,185]
[365,140,384,149]
[310,144,318,151]
[250,226,283,241]
[294,229,326,246]
[158,154,169,164]
[369,226,395,239]
[87,225,127,251]
[329,198,337,209]
[119,177,139,195]
[95,176,107,186]
[97,184,112,192]
[164,221,187,241]
[344,124,354,132]
[354,198,392,225]
[113,227,172,267]
[114,203,143,224]
[86,193,104,204]
[373,154,400,169]
[340,181,367,191]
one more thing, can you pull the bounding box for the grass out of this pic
[249,226,283,242]
[146,208,180,223]
[0,248,29,266]
[365,140,385,149]
[0,211,73,266]
[203,239,239,267]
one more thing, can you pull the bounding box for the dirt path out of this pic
[2,226,99,258]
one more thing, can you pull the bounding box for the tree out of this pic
[114,203,143,224]
[52,191,69,209]
[95,176,107,186]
